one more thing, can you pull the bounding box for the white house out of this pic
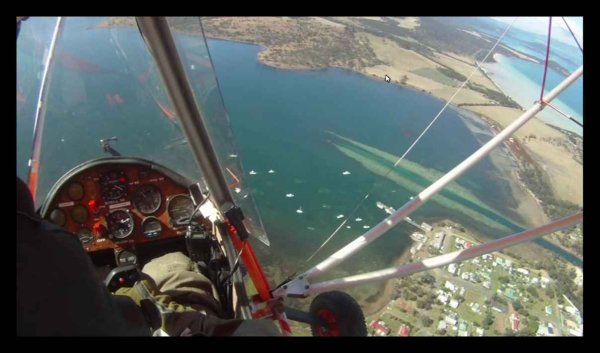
[448,263,457,275]
[445,280,456,292]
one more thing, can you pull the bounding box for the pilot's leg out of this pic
[136,251,281,336]
[141,252,222,316]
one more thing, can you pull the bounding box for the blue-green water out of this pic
[479,25,582,73]
[17,21,581,288]
[478,24,583,135]
[205,39,582,268]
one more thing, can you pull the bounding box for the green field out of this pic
[464,289,486,304]
[412,67,459,86]
[457,301,483,326]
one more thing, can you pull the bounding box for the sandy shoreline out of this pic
[98,18,583,206]
[361,246,412,316]
[255,43,582,207]
[204,24,583,315]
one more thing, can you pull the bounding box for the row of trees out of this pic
[534,257,582,312]
[518,165,581,220]
[466,82,521,109]
[437,66,467,82]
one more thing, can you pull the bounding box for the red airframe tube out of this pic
[225,222,292,335]
[226,222,271,301]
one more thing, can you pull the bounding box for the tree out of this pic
[526,320,539,336]
[420,315,433,327]
[513,300,523,311]
[483,312,494,329]
[526,286,539,298]
[520,318,529,330]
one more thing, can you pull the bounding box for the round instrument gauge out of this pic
[49,208,66,227]
[107,209,134,239]
[77,228,94,245]
[71,204,89,224]
[117,249,137,266]
[133,184,162,215]
[67,182,85,201]
[100,171,128,201]
[167,194,195,226]
[142,217,162,238]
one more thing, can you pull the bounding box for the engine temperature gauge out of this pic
[142,217,162,238]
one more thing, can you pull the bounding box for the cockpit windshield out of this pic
[16,16,268,244]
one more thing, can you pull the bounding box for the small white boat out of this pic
[234,187,241,193]
[336,214,344,219]
[355,218,362,222]
[346,225,352,229]
[342,171,351,175]
[363,225,370,229]
[296,207,303,214]
[286,193,295,198]
[249,170,257,175]
[268,169,275,174]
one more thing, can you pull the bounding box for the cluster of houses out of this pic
[559,296,583,336]
[376,222,582,336]
[369,320,411,337]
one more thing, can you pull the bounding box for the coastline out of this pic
[204,32,581,235]
[193,24,583,332]
[482,53,583,135]
[241,38,581,208]
[362,246,413,316]
[96,16,581,240]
